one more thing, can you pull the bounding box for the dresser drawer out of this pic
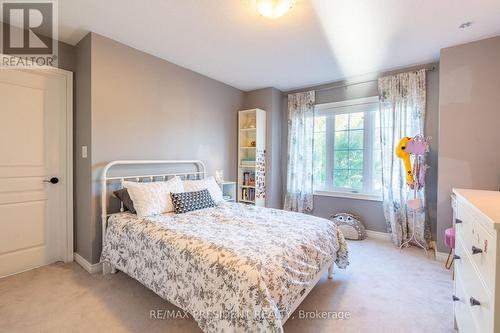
[454,272,477,333]
[456,202,497,292]
[455,237,493,333]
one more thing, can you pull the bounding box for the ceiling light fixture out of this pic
[459,21,472,29]
[255,0,293,19]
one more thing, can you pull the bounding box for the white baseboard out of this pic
[364,233,449,262]
[427,241,449,262]
[365,230,391,241]
[74,253,102,274]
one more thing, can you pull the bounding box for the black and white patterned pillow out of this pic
[170,189,216,214]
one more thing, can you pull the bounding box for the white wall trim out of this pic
[427,240,449,262]
[365,233,450,262]
[365,230,391,241]
[3,62,74,265]
[64,71,74,263]
[74,253,102,274]
[31,66,74,264]
[315,96,379,111]
[314,190,382,202]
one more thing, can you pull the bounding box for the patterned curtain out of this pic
[284,91,315,213]
[378,69,431,247]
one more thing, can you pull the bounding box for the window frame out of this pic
[313,96,382,201]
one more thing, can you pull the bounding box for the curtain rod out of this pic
[312,66,436,93]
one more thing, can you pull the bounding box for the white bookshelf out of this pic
[237,109,266,206]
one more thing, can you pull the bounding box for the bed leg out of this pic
[328,264,334,279]
[102,262,110,275]
[102,262,116,275]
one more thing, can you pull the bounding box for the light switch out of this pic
[82,146,88,159]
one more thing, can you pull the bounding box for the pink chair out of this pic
[444,227,456,269]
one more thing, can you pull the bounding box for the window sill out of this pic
[314,190,383,202]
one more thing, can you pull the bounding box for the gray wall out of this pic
[74,34,92,260]
[437,36,500,252]
[57,40,77,73]
[282,64,440,236]
[242,88,283,209]
[75,33,245,263]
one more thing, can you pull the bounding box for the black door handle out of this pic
[470,297,481,306]
[452,295,460,301]
[453,254,461,260]
[44,177,59,184]
[472,246,483,255]
[455,219,463,224]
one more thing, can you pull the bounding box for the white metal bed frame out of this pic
[100,160,334,325]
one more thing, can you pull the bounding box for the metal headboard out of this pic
[100,160,207,249]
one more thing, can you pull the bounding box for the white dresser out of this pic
[453,189,500,333]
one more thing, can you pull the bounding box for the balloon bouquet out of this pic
[395,135,430,252]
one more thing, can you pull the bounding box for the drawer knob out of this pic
[452,295,460,301]
[455,219,463,224]
[453,254,461,260]
[470,297,481,306]
[471,246,483,255]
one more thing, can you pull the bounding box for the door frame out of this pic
[1,58,74,264]
[37,66,74,263]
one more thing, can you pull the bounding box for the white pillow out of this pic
[123,176,184,217]
[183,176,224,204]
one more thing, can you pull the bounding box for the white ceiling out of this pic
[56,0,500,91]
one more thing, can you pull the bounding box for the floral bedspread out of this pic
[101,203,349,333]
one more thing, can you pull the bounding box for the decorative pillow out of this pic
[123,176,184,217]
[171,189,216,214]
[113,188,136,214]
[182,176,224,204]
[330,213,367,240]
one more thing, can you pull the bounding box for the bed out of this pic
[100,160,349,333]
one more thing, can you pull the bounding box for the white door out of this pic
[0,68,71,278]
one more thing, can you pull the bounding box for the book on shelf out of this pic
[241,187,255,202]
[249,173,255,186]
[242,171,256,186]
[240,158,256,167]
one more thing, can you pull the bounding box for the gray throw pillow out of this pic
[170,189,215,214]
[113,188,136,214]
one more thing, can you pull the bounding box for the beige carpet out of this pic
[0,238,455,333]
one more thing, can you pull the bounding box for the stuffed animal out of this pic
[396,137,414,186]
[330,213,366,240]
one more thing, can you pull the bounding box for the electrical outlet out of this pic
[82,146,88,159]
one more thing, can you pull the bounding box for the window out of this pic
[313,96,382,200]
